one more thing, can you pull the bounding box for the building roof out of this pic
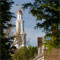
[17,9,23,14]
[33,54,44,60]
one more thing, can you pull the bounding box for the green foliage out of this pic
[12,46,29,60]
[28,45,37,59]
[44,25,60,53]
[23,0,60,52]
[12,46,37,60]
[0,0,14,60]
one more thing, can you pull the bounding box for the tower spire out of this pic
[17,9,23,20]
[14,9,26,49]
[17,8,22,14]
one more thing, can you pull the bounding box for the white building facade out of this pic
[13,9,26,49]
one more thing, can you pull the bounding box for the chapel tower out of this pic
[13,9,26,49]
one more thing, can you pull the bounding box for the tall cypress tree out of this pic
[0,0,14,60]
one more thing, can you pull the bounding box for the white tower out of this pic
[14,9,26,49]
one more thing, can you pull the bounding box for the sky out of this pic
[11,0,45,46]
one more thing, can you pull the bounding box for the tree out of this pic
[12,46,29,60]
[28,45,37,59]
[12,46,37,60]
[0,0,14,60]
[23,0,60,51]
